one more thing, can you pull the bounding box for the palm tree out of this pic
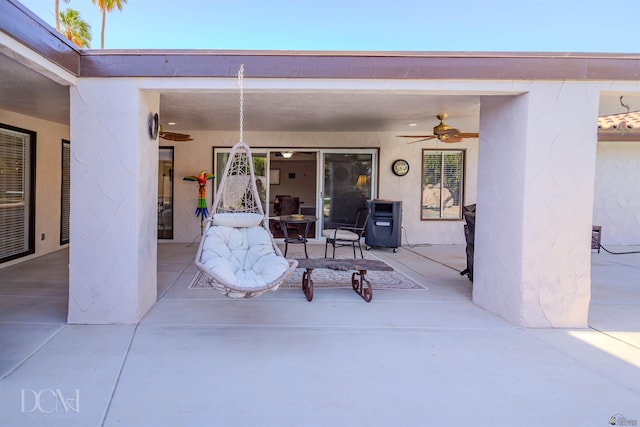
[59,9,92,48]
[55,0,70,31]
[91,0,127,49]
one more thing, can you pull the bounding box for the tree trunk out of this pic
[55,0,60,31]
[101,9,106,48]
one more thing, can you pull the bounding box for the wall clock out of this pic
[392,159,409,176]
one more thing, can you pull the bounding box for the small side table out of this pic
[272,215,317,258]
[592,226,602,253]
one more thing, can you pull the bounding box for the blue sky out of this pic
[19,0,640,52]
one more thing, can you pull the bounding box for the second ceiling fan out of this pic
[160,129,193,141]
[398,114,478,143]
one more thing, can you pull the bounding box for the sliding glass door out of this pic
[320,150,377,230]
[212,147,377,239]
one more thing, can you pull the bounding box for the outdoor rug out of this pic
[187,260,428,291]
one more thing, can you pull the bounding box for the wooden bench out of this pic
[295,258,394,302]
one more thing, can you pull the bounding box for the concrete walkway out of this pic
[0,242,638,427]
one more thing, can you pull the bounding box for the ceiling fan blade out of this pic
[160,131,193,141]
[396,135,436,138]
[441,136,463,143]
[405,136,437,144]
[455,132,479,138]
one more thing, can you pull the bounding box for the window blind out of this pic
[0,126,32,261]
[422,150,464,220]
[441,151,464,219]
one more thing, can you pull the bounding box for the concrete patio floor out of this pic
[0,242,638,427]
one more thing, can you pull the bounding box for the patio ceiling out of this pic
[1,49,639,135]
[157,91,482,133]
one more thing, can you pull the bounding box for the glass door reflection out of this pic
[322,151,375,230]
[158,147,174,239]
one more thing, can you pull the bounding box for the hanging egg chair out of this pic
[193,65,297,298]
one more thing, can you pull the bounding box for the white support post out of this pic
[68,79,159,324]
[473,84,600,327]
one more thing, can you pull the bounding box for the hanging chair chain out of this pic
[238,64,244,142]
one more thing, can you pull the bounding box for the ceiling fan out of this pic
[397,114,479,143]
[159,127,193,142]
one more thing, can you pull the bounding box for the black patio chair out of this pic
[322,207,370,259]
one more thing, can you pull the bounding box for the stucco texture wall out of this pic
[593,140,640,245]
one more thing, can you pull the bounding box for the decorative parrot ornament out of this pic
[183,170,214,225]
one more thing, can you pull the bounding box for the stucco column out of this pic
[473,84,600,327]
[68,79,159,324]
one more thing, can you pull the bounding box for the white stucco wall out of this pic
[0,109,70,269]
[593,140,640,245]
[68,80,158,324]
[473,83,600,328]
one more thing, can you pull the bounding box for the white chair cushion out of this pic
[322,228,359,241]
[212,212,264,228]
[200,224,289,288]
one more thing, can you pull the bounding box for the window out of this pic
[60,140,70,244]
[0,123,36,262]
[421,149,465,220]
